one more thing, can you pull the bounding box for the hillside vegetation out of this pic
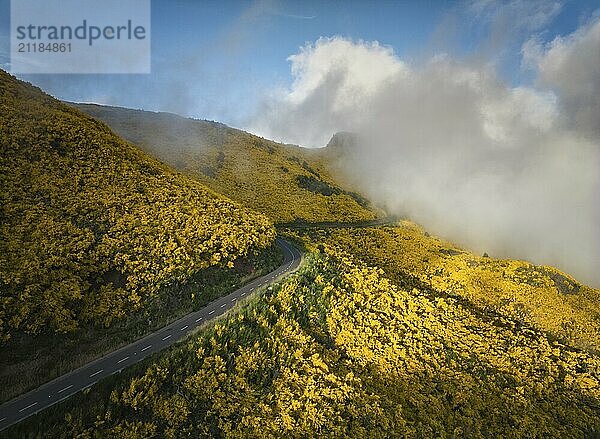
[3,74,599,437]
[0,70,281,402]
[291,222,600,353]
[73,104,378,224]
[10,249,600,438]
[0,71,276,341]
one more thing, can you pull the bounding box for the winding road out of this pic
[0,238,302,431]
[276,217,398,230]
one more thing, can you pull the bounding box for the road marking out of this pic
[57,385,73,394]
[0,244,298,426]
[19,402,38,412]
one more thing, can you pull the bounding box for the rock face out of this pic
[324,131,362,153]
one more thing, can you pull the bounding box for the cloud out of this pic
[465,0,563,63]
[252,37,405,147]
[250,25,600,286]
[277,13,315,20]
[523,17,600,138]
[468,0,562,33]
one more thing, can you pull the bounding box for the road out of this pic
[0,238,302,431]
[276,217,398,230]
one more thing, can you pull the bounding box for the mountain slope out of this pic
[73,104,378,224]
[0,71,277,399]
[0,70,275,343]
[291,222,600,353]
[3,76,599,437]
[9,249,600,438]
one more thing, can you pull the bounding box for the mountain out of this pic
[324,131,362,153]
[10,240,600,438]
[0,70,277,400]
[3,76,599,437]
[72,104,379,224]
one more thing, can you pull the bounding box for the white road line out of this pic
[0,245,298,424]
[57,385,73,394]
[19,402,37,412]
[89,369,103,378]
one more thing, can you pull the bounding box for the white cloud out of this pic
[469,0,562,33]
[251,29,600,286]
[524,18,600,138]
[251,37,405,147]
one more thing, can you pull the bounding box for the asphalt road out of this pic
[276,217,398,230]
[0,238,302,431]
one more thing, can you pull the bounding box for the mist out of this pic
[250,16,600,286]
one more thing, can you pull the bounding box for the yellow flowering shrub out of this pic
[0,70,276,341]
[15,251,599,438]
[307,222,600,352]
[75,104,379,224]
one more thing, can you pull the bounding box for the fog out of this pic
[251,16,600,286]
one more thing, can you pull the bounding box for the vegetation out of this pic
[73,104,379,224]
[0,245,281,403]
[3,72,599,437]
[9,250,599,438]
[0,70,278,398]
[292,222,600,353]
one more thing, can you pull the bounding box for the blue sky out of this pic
[0,0,597,127]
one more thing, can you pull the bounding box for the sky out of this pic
[0,0,444,124]
[0,0,596,127]
[1,0,599,285]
